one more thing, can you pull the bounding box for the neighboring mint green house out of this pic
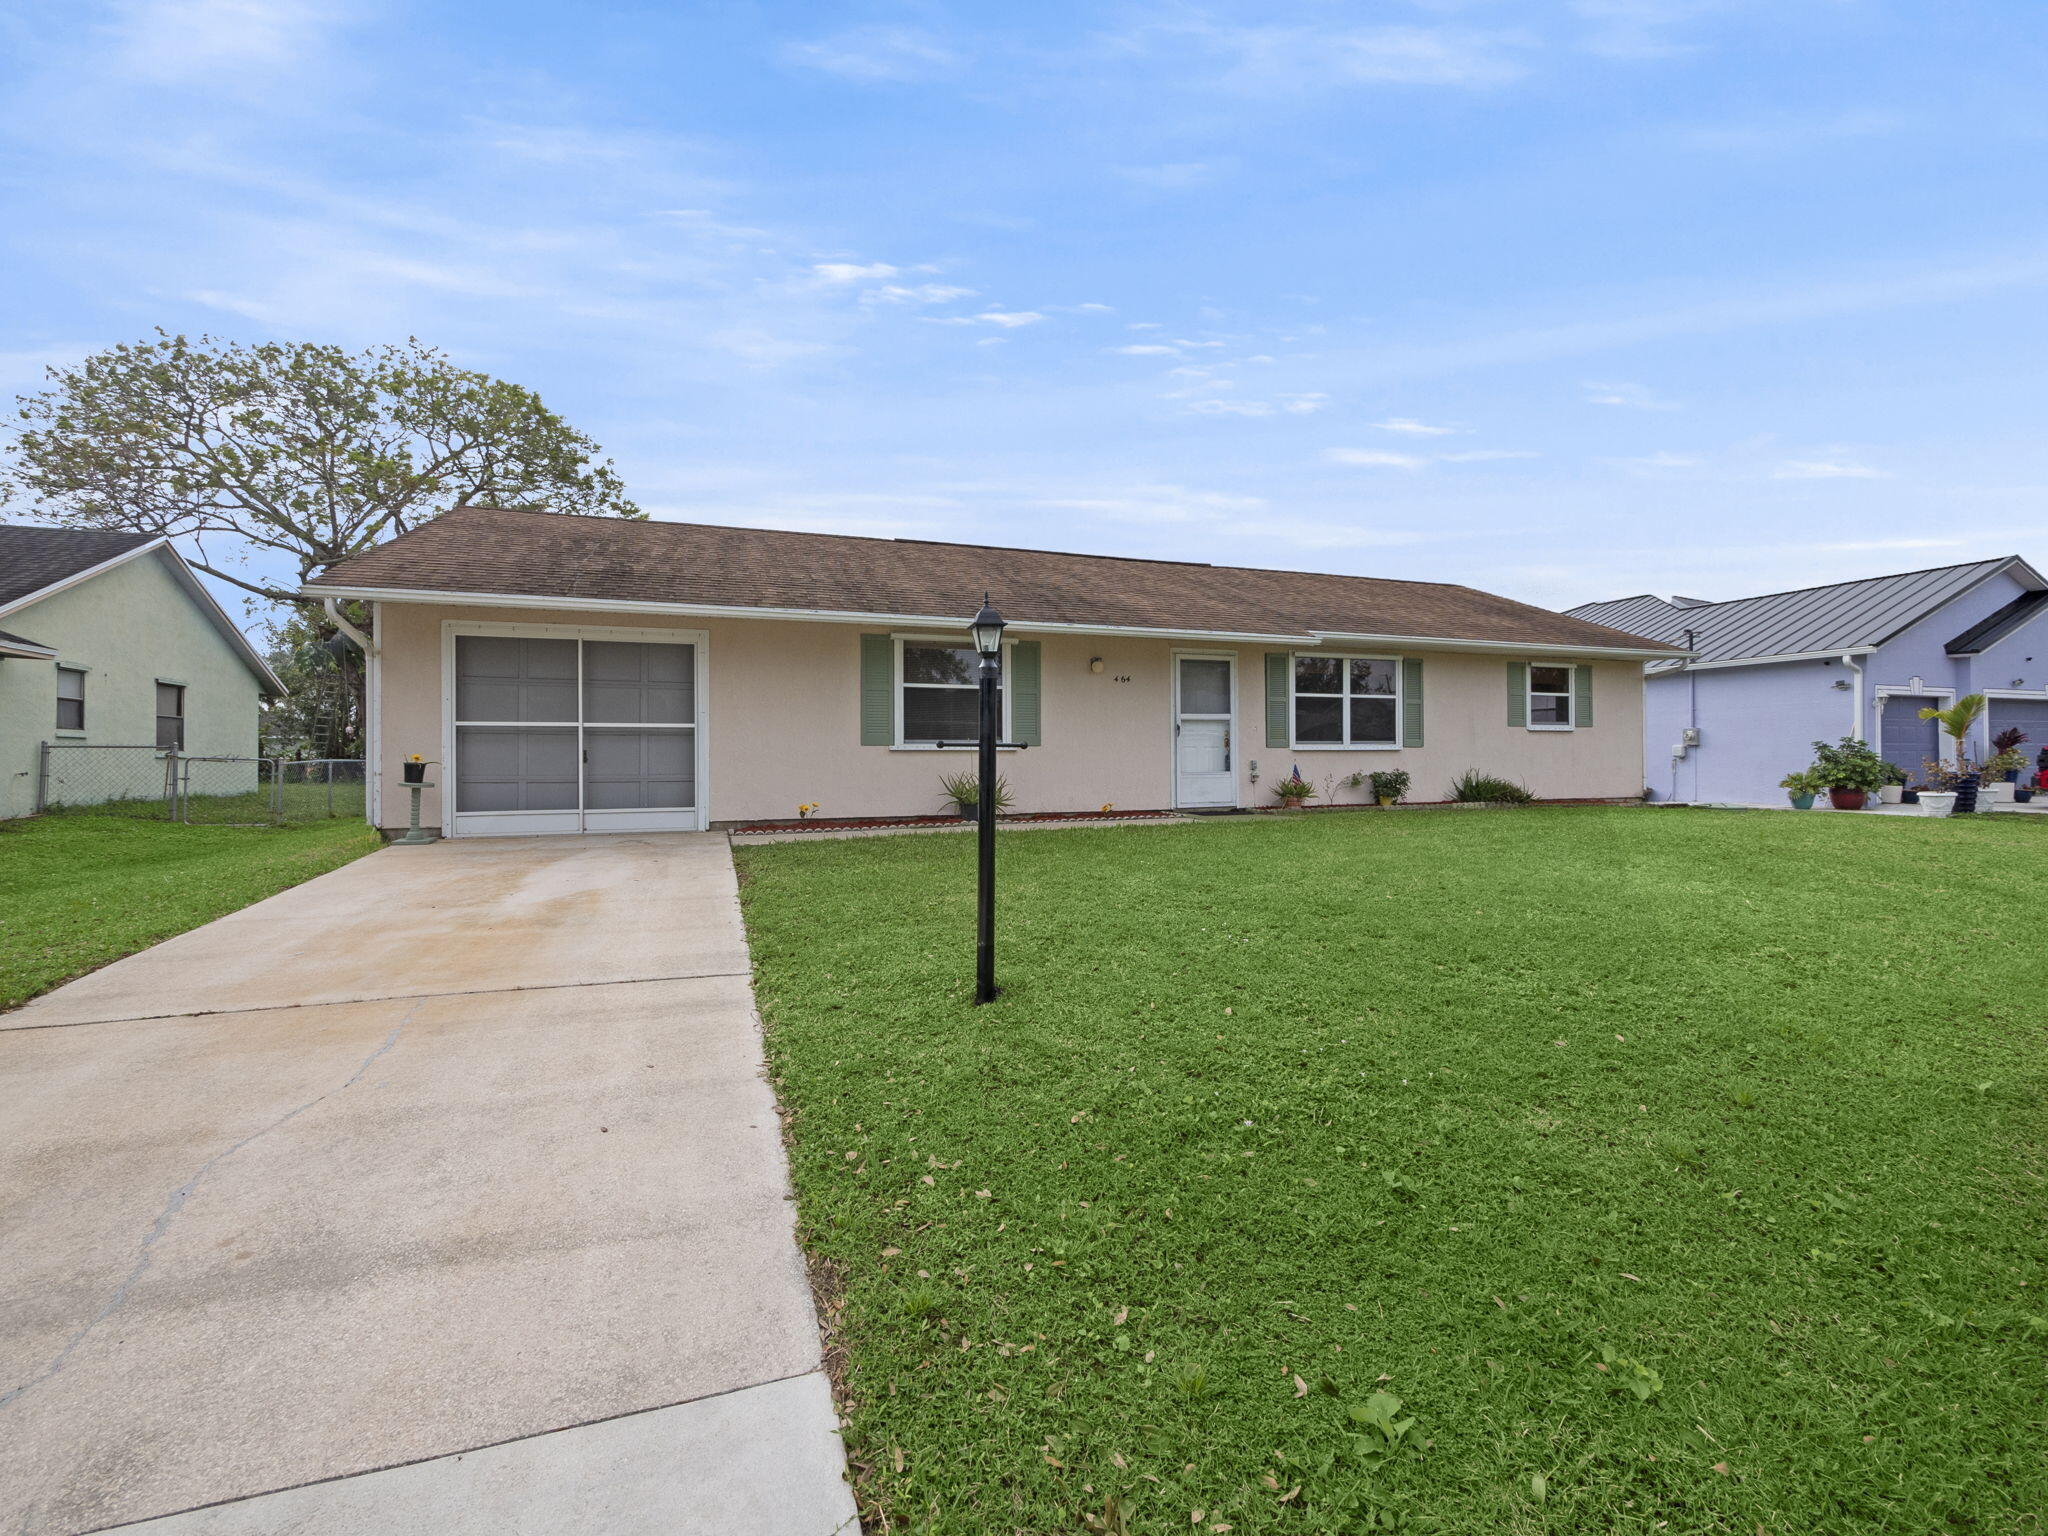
[0,525,283,819]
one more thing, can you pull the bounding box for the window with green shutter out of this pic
[859,634,894,745]
[1265,652,1290,747]
[1011,641,1042,746]
[1506,661,1528,728]
[1400,657,1424,747]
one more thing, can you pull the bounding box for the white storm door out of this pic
[1174,654,1237,808]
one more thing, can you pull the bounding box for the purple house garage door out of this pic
[1989,697,2048,775]
[1878,694,1942,782]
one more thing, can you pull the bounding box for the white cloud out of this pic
[975,309,1043,328]
[1438,449,1537,462]
[1773,459,1889,480]
[811,261,898,285]
[1606,451,1703,473]
[1125,17,1536,93]
[1584,380,1681,410]
[1325,447,1429,469]
[1112,343,1180,355]
[1280,393,1329,414]
[864,283,977,305]
[780,26,961,83]
[1188,400,1276,416]
[112,0,341,81]
[1373,417,1458,435]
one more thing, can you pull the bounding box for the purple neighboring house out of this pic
[1569,556,2048,805]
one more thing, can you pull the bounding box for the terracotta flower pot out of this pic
[1829,787,1867,811]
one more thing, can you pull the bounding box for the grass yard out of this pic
[0,813,381,1009]
[738,808,2046,1536]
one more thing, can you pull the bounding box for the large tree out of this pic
[1,331,641,605]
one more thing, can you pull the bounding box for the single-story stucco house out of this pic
[305,506,1682,836]
[1,525,283,819]
[1568,555,2048,805]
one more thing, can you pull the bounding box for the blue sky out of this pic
[4,0,2046,615]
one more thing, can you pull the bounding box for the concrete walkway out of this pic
[0,834,858,1536]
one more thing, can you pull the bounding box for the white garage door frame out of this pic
[440,619,712,837]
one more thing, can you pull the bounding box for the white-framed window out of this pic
[1292,653,1400,749]
[55,666,85,732]
[1528,663,1575,730]
[896,636,1009,748]
[155,682,186,751]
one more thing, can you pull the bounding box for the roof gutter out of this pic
[299,584,1685,660]
[1672,646,1878,673]
[0,636,58,660]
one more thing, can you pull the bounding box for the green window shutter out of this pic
[1507,661,1528,728]
[1574,663,1594,728]
[860,633,894,745]
[1400,657,1424,748]
[1011,640,1042,746]
[1265,652,1291,748]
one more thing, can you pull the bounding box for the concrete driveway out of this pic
[0,834,858,1536]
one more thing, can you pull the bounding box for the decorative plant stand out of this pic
[395,780,437,845]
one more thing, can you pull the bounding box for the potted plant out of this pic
[938,770,1012,822]
[1779,768,1823,810]
[402,753,431,784]
[1369,769,1411,807]
[1991,726,2029,781]
[1877,761,1908,805]
[1808,736,1889,811]
[1901,783,1923,805]
[1271,769,1316,810]
[1919,694,1987,812]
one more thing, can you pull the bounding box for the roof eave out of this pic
[303,583,1686,658]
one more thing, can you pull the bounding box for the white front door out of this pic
[447,625,708,836]
[1174,654,1237,808]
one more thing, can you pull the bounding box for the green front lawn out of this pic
[738,809,2045,1535]
[0,813,382,1009]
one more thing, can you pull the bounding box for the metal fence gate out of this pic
[34,744,365,825]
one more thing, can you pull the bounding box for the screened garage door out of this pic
[450,631,703,836]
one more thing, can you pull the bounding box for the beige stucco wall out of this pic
[369,599,1647,831]
[2,552,264,819]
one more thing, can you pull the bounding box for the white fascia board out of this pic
[1680,647,1877,672]
[302,584,1687,658]
[0,537,284,695]
[1305,630,1685,661]
[0,637,58,659]
[0,536,170,620]
[157,549,287,695]
[301,583,1310,644]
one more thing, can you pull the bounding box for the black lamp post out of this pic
[968,595,1007,1004]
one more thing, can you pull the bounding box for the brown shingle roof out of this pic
[307,506,1682,653]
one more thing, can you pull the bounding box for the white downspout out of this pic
[1842,652,1864,740]
[324,597,379,827]
[323,596,373,653]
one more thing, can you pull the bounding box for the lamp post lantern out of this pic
[970,595,1006,1004]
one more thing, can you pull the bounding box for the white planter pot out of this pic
[1918,791,1958,817]
[1879,785,1904,805]
[1985,781,2016,803]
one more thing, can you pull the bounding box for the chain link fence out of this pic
[35,744,365,826]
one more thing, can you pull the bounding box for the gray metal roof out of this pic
[1565,593,1683,640]
[1567,556,2043,669]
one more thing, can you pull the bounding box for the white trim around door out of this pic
[1172,650,1238,809]
[440,619,711,837]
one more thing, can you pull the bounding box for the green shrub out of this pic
[1449,770,1533,804]
[1369,769,1411,803]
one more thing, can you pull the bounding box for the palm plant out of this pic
[1919,693,1987,773]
